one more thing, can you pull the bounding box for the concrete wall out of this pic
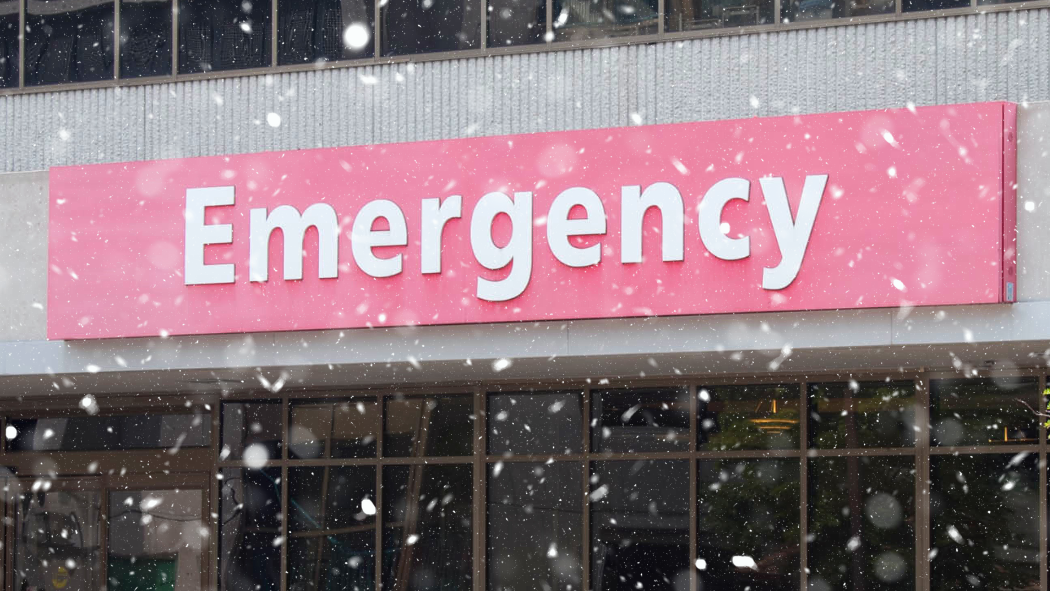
[0,9,1047,173]
[0,171,47,341]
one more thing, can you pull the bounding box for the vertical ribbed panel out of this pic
[0,8,1048,173]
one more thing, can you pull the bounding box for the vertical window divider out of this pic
[17,0,23,87]
[545,0,552,41]
[480,0,487,49]
[113,0,121,79]
[688,384,698,591]
[280,394,289,591]
[270,0,278,67]
[581,384,592,591]
[1039,374,1047,591]
[209,399,222,591]
[799,380,809,591]
[473,388,487,591]
[657,0,665,35]
[916,373,931,591]
[373,0,381,61]
[171,0,179,76]
[375,392,386,589]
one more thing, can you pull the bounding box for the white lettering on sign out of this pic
[184,175,829,300]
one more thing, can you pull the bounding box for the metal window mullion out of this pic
[1039,374,1047,591]
[280,395,289,591]
[545,0,552,40]
[688,384,698,591]
[581,385,592,591]
[17,0,24,87]
[473,388,487,591]
[209,399,222,591]
[171,0,179,76]
[799,381,808,591]
[657,0,665,34]
[916,373,931,591]
[374,0,381,59]
[375,392,386,590]
[480,0,487,49]
[270,0,278,67]
[113,0,120,79]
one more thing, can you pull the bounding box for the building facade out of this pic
[1,0,1050,590]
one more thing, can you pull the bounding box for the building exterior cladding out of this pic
[2,4,1050,591]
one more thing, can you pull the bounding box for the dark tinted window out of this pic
[808,381,916,448]
[591,388,690,453]
[590,460,689,590]
[664,0,773,32]
[930,378,1037,447]
[7,413,210,451]
[902,0,966,10]
[807,456,915,590]
[780,0,892,22]
[119,0,171,78]
[289,398,378,459]
[380,0,480,56]
[178,0,271,74]
[487,462,582,590]
[222,401,283,461]
[220,467,282,591]
[288,466,377,591]
[697,458,800,589]
[553,0,657,40]
[25,0,114,85]
[698,384,800,451]
[384,395,473,457]
[930,453,1039,591]
[487,0,545,46]
[0,0,18,87]
[278,0,373,64]
[382,464,473,590]
[488,391,582,455]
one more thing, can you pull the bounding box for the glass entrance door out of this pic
[14,479,103,591]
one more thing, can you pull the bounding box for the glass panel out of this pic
[7,413,211,452]
[807,456,915,591]
[277,0,374,65]
[808,381,916,449]
[382,464,473,590]
[384,395,473,457]
[780,0,892,23]
[290,399,378,459]
[288,466,377,591]
[930,378,1037,447]
[698,384,800,451]
[487,0,545,47]
[930,453,1039,591]
[178,0,271,74]
[380,0,480,56]
[488,391,582,456]
[108,489,203,591]
[902,0,966,10]
[220,467,283,591]
[696,458,800,589]
[25,0,114,85]
[0,0,18,87]
[591,388,690,453]
[553,0,657,41]
[119,0,171,78]
[15,486,103,591]
[222,401,282,461]
[590,460,689,591]
[487,462,582,590]
[664,0,772,32]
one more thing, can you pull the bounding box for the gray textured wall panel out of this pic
[0,9,1048,172]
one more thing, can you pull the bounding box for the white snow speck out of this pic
[731,556,758,569]
[492,358,513,372]
[343,22,371,50]
[266,113,282,128]
[947,525,964,544]
[242,443,269,469]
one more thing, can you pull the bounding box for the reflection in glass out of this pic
[178,0,271,73]
[8,412,211,452]
[488,0,546,46]
[384,395,473,457]
[902,0,966,10]
[696,459,800,589]
[0,0,18,87]
[590,460,689,591]
[278,0,374,65]
[382,464,474,590]
[220,468,283,591]
[25,0,114,85]
[120,0,171,78]
[807,456,914,591]
[222,401,282,460]
[698,384,800,451]
[15,488,102,591]
[930,378,1037,447]
[488,391,582,456]
[108,489,203,591]
[808,381,916,448]
[780,0,892,23]
[381,0,480,56]
[592,388,690,453]
[290,399,378,459]
[488,462,582,590]
[553,0,657,41]
[930,453,1039,591]
[288,466,377,591]
[664,0,772,32]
